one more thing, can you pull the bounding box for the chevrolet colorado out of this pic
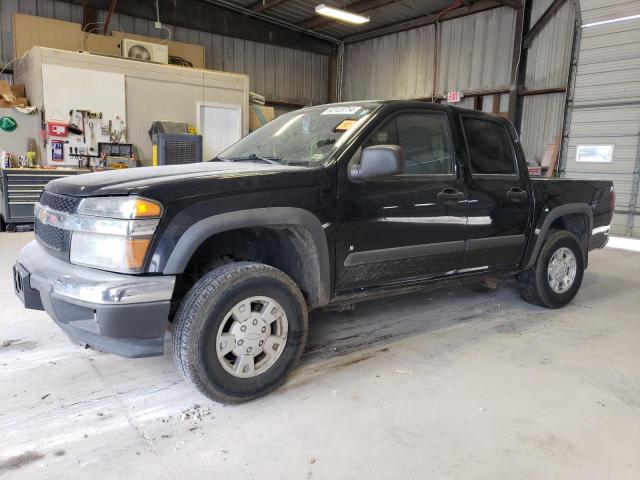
[14,101,614,403]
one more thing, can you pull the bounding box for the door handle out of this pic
[506,187,528,202]
[437,188,465,203]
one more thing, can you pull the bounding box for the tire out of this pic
[519,230,585,309]
[172,262,308,404]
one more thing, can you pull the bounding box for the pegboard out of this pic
[42,64,127,165]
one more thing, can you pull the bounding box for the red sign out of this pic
[47,122,68,137]
[528,165,542,176]
[447,91,462,103]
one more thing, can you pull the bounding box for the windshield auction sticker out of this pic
[322,106,362,115]
[334,119,358,132]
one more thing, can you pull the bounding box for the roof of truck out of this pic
[308,99,509,123]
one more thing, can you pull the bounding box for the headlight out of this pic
[78,196,162,219]
[35,195,163,273]
[66,196,162,273]
[70,232,152,273]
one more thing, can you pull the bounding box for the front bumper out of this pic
[14,240,175,358]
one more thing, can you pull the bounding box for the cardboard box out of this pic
[0,80,12,99]
[10,84,26,98]
[0,81,28,107]
[249,105,275,131]
[13,13,205,69]
[0,98,28,108]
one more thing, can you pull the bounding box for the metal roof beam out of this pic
[495,0,523,7]
[522,0,568,49]
[245,0,292,13]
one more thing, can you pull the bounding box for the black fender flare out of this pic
[163,207,331,307]
[524,203,593,269]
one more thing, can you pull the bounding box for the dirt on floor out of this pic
[1,232,639,480]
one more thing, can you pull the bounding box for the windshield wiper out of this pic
[286,160,312,166]
[219,153,282,165]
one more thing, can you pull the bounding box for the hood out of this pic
[45,162,312,199]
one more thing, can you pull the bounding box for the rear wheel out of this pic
[519,230,585,308]
[172,262,308,404]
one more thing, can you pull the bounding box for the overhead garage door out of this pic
[564,1,640,237]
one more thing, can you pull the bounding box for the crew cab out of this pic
[14,101,614,403]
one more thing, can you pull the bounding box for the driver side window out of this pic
[364,112,453,175]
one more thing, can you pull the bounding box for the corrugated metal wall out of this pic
[341,1,577,171]
[342,25,437,100]
[437,8,516,95]
[564,0,640,237]
[519,0,575,164]
[0,0,329,105]
[342,7,517,101]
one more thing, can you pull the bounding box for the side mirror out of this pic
[349,145,404,181]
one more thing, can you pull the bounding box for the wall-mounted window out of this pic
[575,145,614,163]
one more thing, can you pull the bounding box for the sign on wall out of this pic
[447,91,463,103]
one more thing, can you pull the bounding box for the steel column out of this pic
[507,1,527,126]
[625,130,640,237]
[522,0,568,49]
[558,0,582,177]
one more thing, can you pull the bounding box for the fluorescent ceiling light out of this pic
[581,14,640,28]
[315,4,370,24]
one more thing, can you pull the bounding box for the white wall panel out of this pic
[579,0,640,23]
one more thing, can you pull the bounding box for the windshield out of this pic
[216,103,381,166]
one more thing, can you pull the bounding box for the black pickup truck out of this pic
[14,101,613,403]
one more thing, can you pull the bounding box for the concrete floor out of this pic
[0,232,638,479]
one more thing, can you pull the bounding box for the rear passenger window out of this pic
[462,117,516,175]
[364,113,453,175]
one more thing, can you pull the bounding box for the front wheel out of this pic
[172,262,308,404]
[519,230,585,309]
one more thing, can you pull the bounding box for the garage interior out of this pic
[1,0,639,478]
